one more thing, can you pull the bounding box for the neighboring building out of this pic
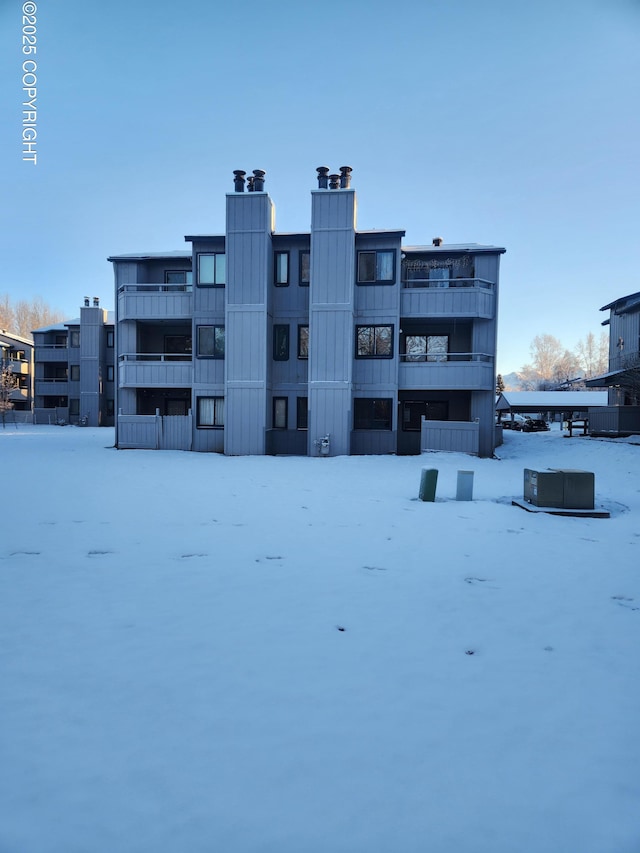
[585,291,640,435]
[32,298,115,426]
[110,167,505,457]
[0,329,34,413]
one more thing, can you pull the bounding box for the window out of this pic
[197,396,224,428]
[165,334,192,359]
[198,253,225,286]
[273,324,289,361]
[274,252,289,286]
[70,365,80,381]
[165,270,192,285]
[300,251,310,286]
[297,397,308,430]
[429,268,450,286]
[298,325,309,359]
[69,399,80,416]
[106,365,115,382]
[55,334,67,347]
[357,250,395,284]
[106,399,115,417]
[402,400,448,430]
[404,335,448,362]
[106,330,114,348]
[273,397,288,429]
[356,325,393,358]
[354,398,392,430]
[197,325,225,358]
[70,330,80,347]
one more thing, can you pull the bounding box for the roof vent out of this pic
[339,166,352,188]
[233,170,246,192]
[252,169,266,191]
[432,237,443,247]
[316,166,330,189]
[328,173,341,190]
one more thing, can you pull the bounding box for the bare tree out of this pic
[575,331,608,378]
[0,294,65,339]
[0,361,19,428]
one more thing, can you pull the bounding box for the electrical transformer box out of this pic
[523,469,595,510]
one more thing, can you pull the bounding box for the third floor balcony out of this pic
[118,284,193,321]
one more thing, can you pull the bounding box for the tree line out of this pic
[499,332,609,392]
[0,294,65,340]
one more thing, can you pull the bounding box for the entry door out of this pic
[397,401,449,455]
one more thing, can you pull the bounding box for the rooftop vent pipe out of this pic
[339,166,352,188]
[233,170,246,192]
[84,297,90,307]
[252,169,265,191]
[247,175,255,192]
[328,173,341,190]
[432,237,443,247]
[316,166,330,189]
[93,297,100,307]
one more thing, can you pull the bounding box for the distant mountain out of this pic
[501,371,521,390]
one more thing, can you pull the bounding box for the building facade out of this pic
[0,330,34,414]
[110,168,505,457]
[32,298,115,426]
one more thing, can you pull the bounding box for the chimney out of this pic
[252,169,266,191]
[247,175,255,192]
[328,173,340,190]
[84,297,90,307]
[432,237,443,247]
[339,166,352,189]
[316,166,330,189]
[93,297,100,307]
[233,170,246,192]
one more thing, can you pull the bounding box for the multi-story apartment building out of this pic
[32,298,115,426]
[110,168,505,457]
[0,330,34,414]
[586,290,640,435]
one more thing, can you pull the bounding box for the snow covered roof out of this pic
[496,391,609,411]
[107,250,192,261]
[402,243,506,254]
[600,291,640,314]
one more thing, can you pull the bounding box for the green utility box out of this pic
[419,468,438,502]
[523,468,594,510]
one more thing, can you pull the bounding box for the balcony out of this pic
[34,345,70,362]
[35,378,69,396]
[398,352,495,391]
[400,278,495,319]
[4,359,29,374]
[9,387,28,402]
[119,353,193,388]
[118,284,193,321]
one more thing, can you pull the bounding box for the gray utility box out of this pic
[524,469,595,510]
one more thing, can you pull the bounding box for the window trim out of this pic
[196,325,225,359]
[197,252,226,287]
[273,324,290,361]
[296,396,308,430]
[353,397,393,431]
[274,251,290,287]
[356,250,396,285]
[355,324,394,358]
[298,325,309,359]
[299,250,310,287]
[273,396,288,430]
[196,396,225,428]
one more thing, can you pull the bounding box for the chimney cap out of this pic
[432,237,444,247]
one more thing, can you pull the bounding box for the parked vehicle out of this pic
[498,414,527,430]
[521,418,550,432]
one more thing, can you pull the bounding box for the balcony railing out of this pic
[399,352,493,363]
[117,284,193,321]
[118,353,193,388]
[398,352,495,391]
[118,284,193,293]
[119,353,192,362]
[401,276,494,289]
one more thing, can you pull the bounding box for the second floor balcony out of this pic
[118,284,193,321]
[118,353,193,388]
[398,352,495,391]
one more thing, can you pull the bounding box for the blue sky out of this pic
[1,0,638,373]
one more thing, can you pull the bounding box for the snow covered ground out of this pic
[1,424,639,853]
